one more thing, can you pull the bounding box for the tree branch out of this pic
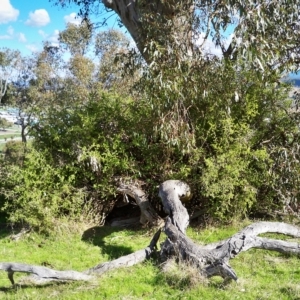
[0,263,93,285]
[1,182,300,286]
[116,182,163,226]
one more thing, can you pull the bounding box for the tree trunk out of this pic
[21,124,27,143]
[103,0,194,63]
[0,78,8,104]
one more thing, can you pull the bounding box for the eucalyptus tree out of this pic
[0,52,38,143]
[94,29,138,90]
[0,48,22,104]
[7,43,67,143]
[59,19,93,56]
[52,1,300,70]
[49,0,300,219]
[0,118,13,131]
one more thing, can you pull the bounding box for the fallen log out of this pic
[116,182,163,226]
[85,228,161,275]
[1,180,300,286]
[0,228,161,285]
[162,217,300,281]
[0,262,93,285]
[158,180,191,233]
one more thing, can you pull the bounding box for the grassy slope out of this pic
[0,124,21,152]
[0,221,300,299]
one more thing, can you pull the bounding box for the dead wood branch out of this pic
[116,183,163,226]
[162,217,300,281]
[86,228,161,275]
[202,221,300,256]
[0,263,93,285]
[1,180,300,286]
[158,180,191,233]
[0,229,161,285]
[9,227,31,241]
[157,180,300,281]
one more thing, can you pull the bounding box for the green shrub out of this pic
[3,140,26,165]
[2,62,299,231]
[2,147,85,232]
[0,117,13,130]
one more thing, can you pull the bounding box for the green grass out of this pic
[0,220,300,299]
[0,126,21,152]
[0,134,21,140]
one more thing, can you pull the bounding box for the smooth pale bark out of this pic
[102,0,194,62]
[162,217,300,280]
[85,228,161,275]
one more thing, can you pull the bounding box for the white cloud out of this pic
[0,25,14,40]
[64,12,82,25]
[0,35,12,40]
[0,25,28,43]
[26,44,39,53]
[0,0,19,24]
[38,30,48,39]
[7,25,14,36]
[25,9,50,27]
[195,32,234,57]
[38,29,59,46]
[18,33,27,43]
[47,29,60,47]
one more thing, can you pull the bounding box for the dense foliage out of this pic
[0,118,13,130]
[1,0,300,230]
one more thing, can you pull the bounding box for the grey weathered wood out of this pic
[0,228,161,285]
[162,217,239,280]
[158,180,191,233]
[0,262,93,284]
[9,227,31,241]
[85,228,161,275]
[162,216,300,280]
[1,180,300,286]
[117,183,163,226]
[86,247,152,275]
[202,221,300,259]
[162,214,300,280]
[158,180,300,281]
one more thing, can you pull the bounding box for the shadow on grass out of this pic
[82,226,138,259]
[0,282,71,294]
[0,220,12,239]
[0,214,29,240]
[280,287,300,300]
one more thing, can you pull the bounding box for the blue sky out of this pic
[0,1,299,78]
[0,0,117,56]
[1,0,230,58]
